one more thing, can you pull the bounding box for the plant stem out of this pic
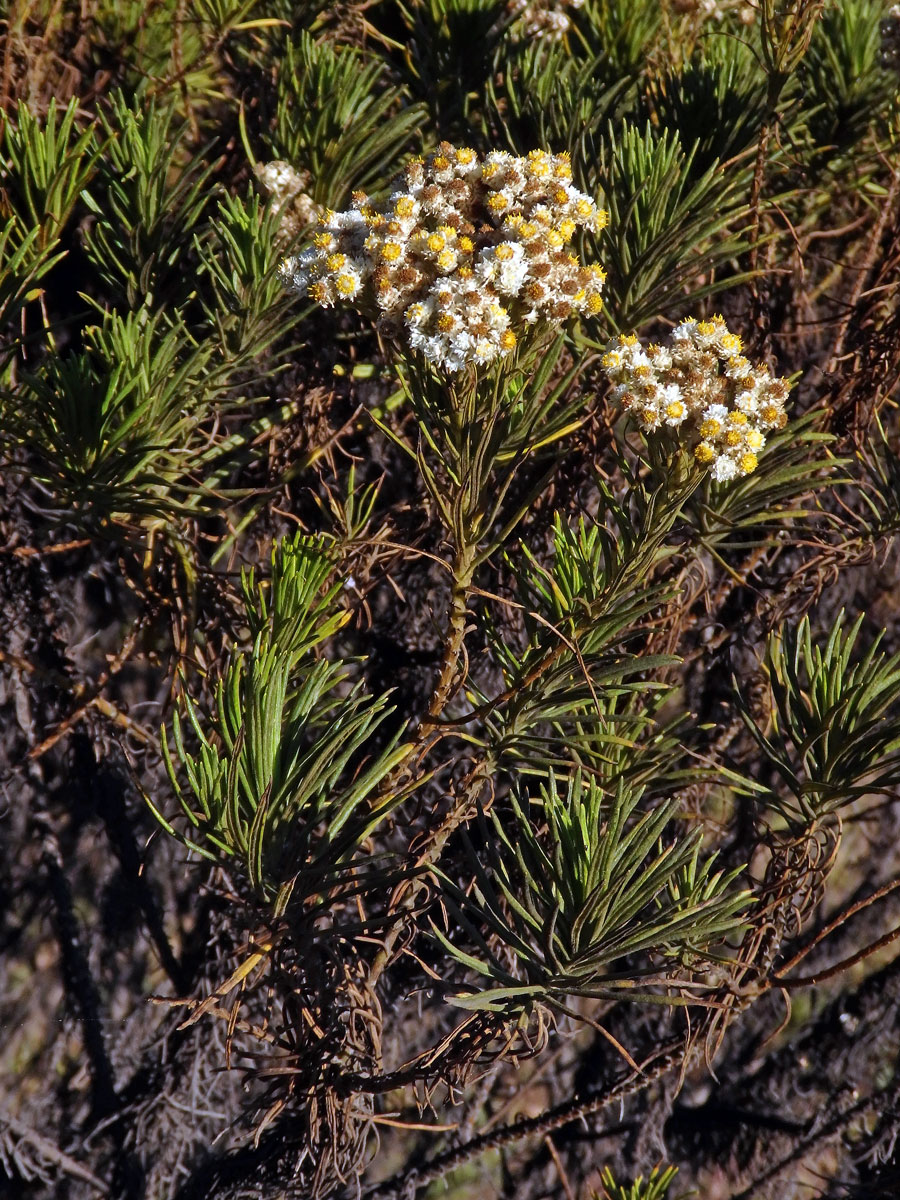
[364,537,477,988]
[362,1033,691,1198]
[424,541,476,722]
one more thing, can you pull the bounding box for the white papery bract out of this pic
[279,144,606,372]
[255,160,322,241]
[602,316,790,481]
[507,0,584,41]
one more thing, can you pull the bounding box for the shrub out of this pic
[2,3,900,1198]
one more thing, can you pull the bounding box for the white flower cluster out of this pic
[278,143,606,373]
[882,5,900,72]
[507,0,583,41]
[255,161,322,242]
[601,316,790,484]
[672,0,758,21]
[672,0,755,22]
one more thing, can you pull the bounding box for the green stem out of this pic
[424,541,476,723]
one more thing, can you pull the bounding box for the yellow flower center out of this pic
[740,452,759,474]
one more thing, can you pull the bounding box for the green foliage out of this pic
[367,0,511,128]
[81,91,220,307]
[643,35,770,175]
[261,31,426,207]
[802,0,898,163]
[743,613,900,826]
[856,413,900,538]
[756,0,827,82]
[592,121,754,331]
[390,337,583,548]
[88,0,226,106]
[0,219,63,352]
[572,0,662,81]
[471,471,703,776]
[198,187,296,357]
[598,1164,682,1200]
[0,99,98,340]
[487,39,632,163]
[159,534,414,903]
[434,772,749,1012]
[10,308,223,522]
[0,98,99,250]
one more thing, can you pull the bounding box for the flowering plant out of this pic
[280,143,606,370]
[4,5,900,1200]
[602,315,790,482]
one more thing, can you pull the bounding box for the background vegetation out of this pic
[2,1,900,1197]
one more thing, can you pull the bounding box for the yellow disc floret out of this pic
[740,452,759,474]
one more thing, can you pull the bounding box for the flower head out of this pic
[601,315,791,481]
[506,0,585,41]
[279,143,605,372]
[255,160,322,242]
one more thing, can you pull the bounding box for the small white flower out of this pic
[712,455,739,483]
[703,404,729,425]
[600,315,789,477]
[735,390,760,415]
